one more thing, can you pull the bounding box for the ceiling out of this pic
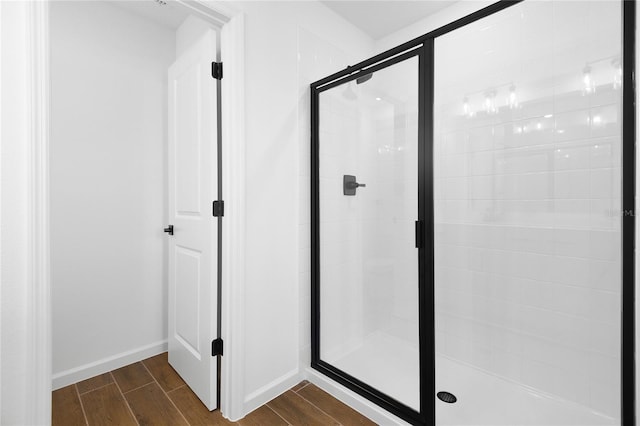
[320,1,453,40]
[111,0,190,29]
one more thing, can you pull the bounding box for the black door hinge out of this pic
[212,62,223,80]
[213,200,224,217]
[212,338,223,356]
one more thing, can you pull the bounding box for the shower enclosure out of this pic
[310,1,635,425]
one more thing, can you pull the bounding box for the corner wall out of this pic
[225,0,373,417]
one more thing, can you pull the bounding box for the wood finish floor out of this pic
[52,352,377,426]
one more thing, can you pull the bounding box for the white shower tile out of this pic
[553,228,590,258]
[553,367,590,407]
[299,224,310,253]
[484,249,512,275]
[519,305,554,339]
[553,170,590,199]
[589,378,620,419]
[590,198,620,230]
[588,352,620,384]
[588,84,619,108]
[590,104,620,139]
[589,230,620,261]
[554,109,591,142]
[552,284,592,318]
[590,136,621,169]
[469,175,494,200]
[491,349,522,382]
[520,278,555,310]
[588,259,621,292]
[549,256,590,287]
[504,146,554,174]
[442,153,468,177]
[469,151,495,176]
[515,252,554,282]
[553,87,589,114]
[519,172,552,200]
[517,200,555,228]
[470,345,493,372]
[504,226,554,255]
[521,359,555,394]
[485,273,521,303]
[552,344,590,375]
[589,290,620,324]
[442,177,469,200]
[554,199,591,228]
[493,123,514,150]
[554,313,591,350]
[554,142,590,171]
[467,125,494,152]
[590,321,620,356]
[590,168,617,199]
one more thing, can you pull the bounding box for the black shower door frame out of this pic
[310,1,636,425]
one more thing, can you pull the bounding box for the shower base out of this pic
[328,331,616,425]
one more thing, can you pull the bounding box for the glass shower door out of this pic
[433,1,623,425]
[313,51,423,419]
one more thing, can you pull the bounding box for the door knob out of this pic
[164,225,174,235]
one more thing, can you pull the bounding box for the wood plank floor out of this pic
[52,352,377,426]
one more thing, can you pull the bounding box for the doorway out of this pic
[49,0,224,412]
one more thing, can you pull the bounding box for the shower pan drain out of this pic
[437,391,457,403]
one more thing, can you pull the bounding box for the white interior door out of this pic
[167,29,218,411]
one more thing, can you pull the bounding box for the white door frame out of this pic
[25,0,246,422]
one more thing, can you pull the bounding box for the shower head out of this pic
[356,73,372,85]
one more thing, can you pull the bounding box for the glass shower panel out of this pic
[434,2,622,425]
[318,55,420,410]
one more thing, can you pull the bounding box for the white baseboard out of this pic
[306,367,411,426]
[237,369,301,421]
[52,340,168,390]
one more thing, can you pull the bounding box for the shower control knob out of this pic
[343,175,366,196]
[345,181,366,189]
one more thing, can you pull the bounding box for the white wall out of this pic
[218,0,373,416]
[374,1,493,54]
[50,1,175,387]
[1,2,32,423]
[176,15,215,57]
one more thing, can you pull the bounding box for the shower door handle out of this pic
[415,221,422,248]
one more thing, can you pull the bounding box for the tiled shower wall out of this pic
[434,1,621,418]
[306,49,420,364]
[297,28,372,369]
[317,89,365,360]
